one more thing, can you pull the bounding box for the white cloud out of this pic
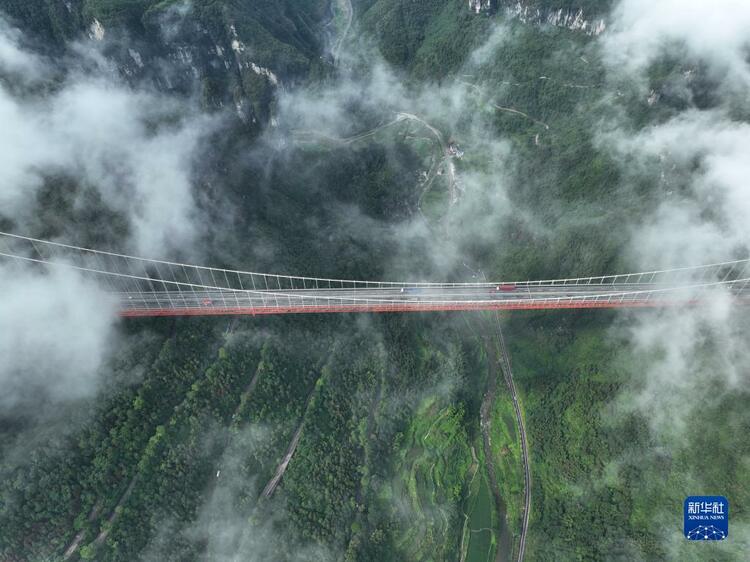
[0,18,217,257]
[0,14,218,416]
[603,110,750,267]
[0,18,46,82]
[600,1,750,461]
[469,23,510,68]
[616,294,741,437]
[44,80,215,255]
[270,47,517,280]
[0,264,116,410]
[605,0,750,90]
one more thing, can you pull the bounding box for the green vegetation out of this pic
[464,469,497,562]
[506,312,750,560]
[1,1,749,561]
[489,387,524,534]
[386,398,472,560]
[0,0,84,43]
[359,0,489,77]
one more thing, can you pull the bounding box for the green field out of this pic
[386,397,472,561]
[462,448,497,562]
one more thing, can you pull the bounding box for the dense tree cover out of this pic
[91,337,262,558]
[358,0,489,77]
[0,0,85,44]
[0,319,216,557]
[283,335,381,543]
[0,305,487,561]
[2,1,749,561]
[506,310,750,560]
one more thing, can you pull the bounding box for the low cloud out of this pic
[605,0,750,92]
[0,13,219,421]
[0,18,49,84]
[614,296,745,440]
[143,424,336,562]
[0,264,116,411]
[0,15,218,257]
[601,110,750,267]
[469,23,511,68]
[598,7,750,544]
[268,33,518,280]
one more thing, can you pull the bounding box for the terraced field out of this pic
[386,397,472,561]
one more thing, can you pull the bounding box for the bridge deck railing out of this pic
[2,231,750,313]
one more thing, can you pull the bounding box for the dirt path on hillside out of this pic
[260,388,316,498]
[91,477,138,547]
[62,502,103,560]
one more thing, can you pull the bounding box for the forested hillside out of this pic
[1,1,748,561]
[1,0,330,129]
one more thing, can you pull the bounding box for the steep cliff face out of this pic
[468,1,612,35]
[468,0,497,15]
[502,1,607,35]
[0,0,332,130]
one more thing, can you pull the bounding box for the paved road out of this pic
[490,314,531,562]
[115,282,744,316]
[479,329,513,562]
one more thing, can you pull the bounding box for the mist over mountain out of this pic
[0,1,748,561]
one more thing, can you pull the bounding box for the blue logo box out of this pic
[684,496,729,540]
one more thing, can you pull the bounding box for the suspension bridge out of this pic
[1,231,748,317]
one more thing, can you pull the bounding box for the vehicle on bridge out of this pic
[400,287,421,293]
[3,231,744,317]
